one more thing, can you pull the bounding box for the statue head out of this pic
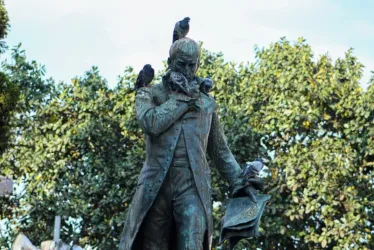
[168,37,200,82]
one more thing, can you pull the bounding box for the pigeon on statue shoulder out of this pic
[135,64,155,91]
[200,76,214,95]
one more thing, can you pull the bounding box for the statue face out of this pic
[170,53,199,82]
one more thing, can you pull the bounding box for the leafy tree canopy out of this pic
[0,0,14,155]
[1,38,373,249]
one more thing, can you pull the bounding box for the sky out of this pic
[3,0,374,89]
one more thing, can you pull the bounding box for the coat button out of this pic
[182,120,186,124]
[174,137,177,140]
[169,147,173,151]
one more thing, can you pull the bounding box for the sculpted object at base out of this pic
[119,18,269,250]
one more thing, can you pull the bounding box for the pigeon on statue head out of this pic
[173,17,190,43]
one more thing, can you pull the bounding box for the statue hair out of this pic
[169,37,201,62]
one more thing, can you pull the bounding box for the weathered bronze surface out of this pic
[119,18,267,250]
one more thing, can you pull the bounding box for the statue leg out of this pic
[141,173,173,250]
[171,167,207,250]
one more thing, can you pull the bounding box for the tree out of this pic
[0,0,9,52]
[1,38,373,249]
[0,63,142,248]
[0,46,56,247]
[227,38,374,249]
[0,0,15,155]
[0,72,18,155]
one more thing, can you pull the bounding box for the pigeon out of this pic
[201,76,214,94]
[242,158,265,202]
[173,17,190,43]
[243,158,264,177]
[169,71,189,92]
[135,64,155,91]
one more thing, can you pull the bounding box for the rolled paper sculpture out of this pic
[219,194,271,249]
[221,159,271,249]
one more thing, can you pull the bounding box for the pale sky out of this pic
[4,0,374,88]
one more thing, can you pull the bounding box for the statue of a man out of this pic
[119,36,249,250]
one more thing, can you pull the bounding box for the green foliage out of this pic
[0,1,13,154]
[0,72,19,155]
[227,38,374,249]
[1,38,373,249]
[0,45,55,157]
[0,62,142,248]
[0,0,9,52]
[0,46,57,247]
[0,0,8,39]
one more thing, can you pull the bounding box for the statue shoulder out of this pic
[136,83,168,105]
[137,83,164,96]
[151,82,167,95]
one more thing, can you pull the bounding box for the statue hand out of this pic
[243,185,258,203]
[187,98,200,111]
[169,93,200,112]
[169,80,184,93]
[230,176,264,203]
[169,71,200,98]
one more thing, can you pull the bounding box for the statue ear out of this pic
[196,58,200,71]
[167,57,171,67]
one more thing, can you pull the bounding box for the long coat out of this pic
[119,77,241,250]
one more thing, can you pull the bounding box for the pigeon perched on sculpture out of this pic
[172,17,190,43]
[200,75,214,94]
[230,158,266,203]
[135,64,155,91]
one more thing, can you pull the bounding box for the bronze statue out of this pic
[119,17,267,250]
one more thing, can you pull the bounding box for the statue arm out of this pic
[207,111,241,186]
[135,87,190,136]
